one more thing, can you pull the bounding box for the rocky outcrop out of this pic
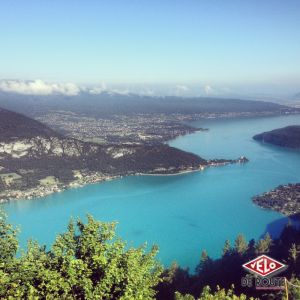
[0,107,248,202]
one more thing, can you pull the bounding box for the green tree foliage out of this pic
[157,223,300,300]
[0,214,162,299]
[175,286,256,300]
[288,278,300,299]
[255,233,272,255]
[157,262,192,299]
[0,210,18,261]
[288,243,298,263]
[234,235,248,256]
[198,249,212,272]
[2,209,300,300]
[222,240,232,257]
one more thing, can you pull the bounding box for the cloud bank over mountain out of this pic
[0,79,214,97]
[0,79,138,96]
[0,79,81,96]
[0,79,291,101]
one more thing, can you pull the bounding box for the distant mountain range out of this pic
[0,90,296,202]
[293,92,300,100]
[0,91,296,118]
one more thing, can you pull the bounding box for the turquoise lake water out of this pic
[3,115,300,270]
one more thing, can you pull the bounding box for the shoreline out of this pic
[0,174,121,204]
[1,111,271,204]
[137,167,205,177]
[0,157,249,204]
[252,183,300,216]
[0,169,203,204]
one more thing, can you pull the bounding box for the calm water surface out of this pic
[4,115,300,270]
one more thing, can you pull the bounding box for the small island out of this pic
[253,183,300,216]
[252,126,300,216]
[253,125,300,149]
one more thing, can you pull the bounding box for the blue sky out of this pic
[0,0,299,95]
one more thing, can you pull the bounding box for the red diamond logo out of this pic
[243,255,286,277]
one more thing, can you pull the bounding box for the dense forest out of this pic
[157,223,300,300]
[0,210,300,299]
[253,126,300,149]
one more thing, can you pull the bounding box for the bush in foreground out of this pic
[2,210,299,299]
[0,211,162,299]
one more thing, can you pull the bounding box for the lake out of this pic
[3,115,300,270]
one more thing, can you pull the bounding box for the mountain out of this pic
[293,92,300,100]
[0,107,249,202]
[0,91,295,118]
[0,107,61,141]
[0,107,208,202]
[253,125,300,149]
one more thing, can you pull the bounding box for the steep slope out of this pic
[0,107,61,141]
[253,125,300,149]
[0,107,208,201]
[0,107,248,202]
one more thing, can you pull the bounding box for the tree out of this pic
[222,240,231,257]
[0,214,162,299]
[287,278,300,300]
[255,233,273,255]
[0,210,18,261]
[234,235,248,256]
[196,250,213,274]
[175,285,255,300]
[201,250,209,264]
[175,292,195,300]
[289,243,298,263]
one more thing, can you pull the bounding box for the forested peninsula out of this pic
[253,125,300,149]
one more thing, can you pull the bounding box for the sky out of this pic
[0,0,299,97]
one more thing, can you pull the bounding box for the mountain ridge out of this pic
[0,107,248,202]
[0,107,206,202]
[0,91,296,118]
[253,125,300,149]
[0,107,61,141]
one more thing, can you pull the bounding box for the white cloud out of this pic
[110,88,130,95]
[87,83,132,96]
[175,85,189,92]
[88,82,107,94]
[173,85,190,96]
[0,79,232,98]
[204,85,213,95]
[140,88,155,96]
[0,79,80,96]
